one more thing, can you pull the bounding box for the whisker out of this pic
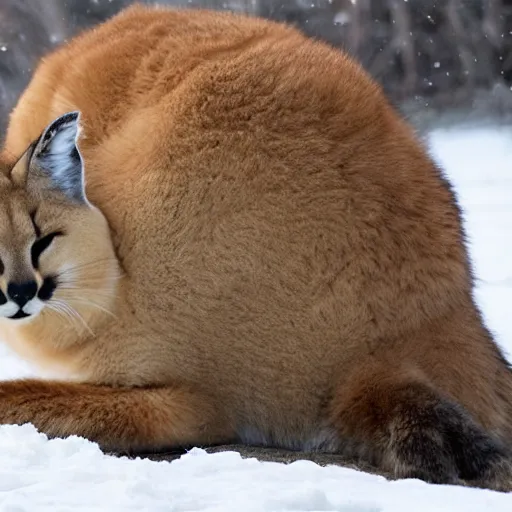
[57,274,125,288]
[58,280,117,292]
[57,271,124,283]
[60,257,120,268]
[64,297,118,319]
[64,303,94,336]
[56,275,123,292]
[57,285,120,300]
[58,287,121,297]
[57,276,123,286]
[47,300,81,332]
[51,299,94,336]
[56,258,122,277]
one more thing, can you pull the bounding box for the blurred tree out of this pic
[1,0,511,136]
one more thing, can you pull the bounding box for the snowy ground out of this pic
[0,125,512,510]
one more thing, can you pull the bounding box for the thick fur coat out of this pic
[0,4,511,490]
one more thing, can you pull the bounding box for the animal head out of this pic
[0,112,119,326]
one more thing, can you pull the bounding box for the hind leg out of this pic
[330,362,512,491]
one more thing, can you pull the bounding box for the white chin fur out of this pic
[0,298,44,320]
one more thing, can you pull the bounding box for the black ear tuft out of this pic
[29,111,87,203]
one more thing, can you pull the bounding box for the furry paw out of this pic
[387,390,512,491]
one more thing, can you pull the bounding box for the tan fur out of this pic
[0,4,511,489]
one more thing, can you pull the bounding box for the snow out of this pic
[428,125,512,361]
[1,124,512,510]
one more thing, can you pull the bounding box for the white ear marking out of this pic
[30,111,88,204]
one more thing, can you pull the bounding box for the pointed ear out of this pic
[22,112,87,204]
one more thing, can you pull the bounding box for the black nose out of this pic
[7,281,38,307]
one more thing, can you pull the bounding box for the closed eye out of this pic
[31,232,63,269]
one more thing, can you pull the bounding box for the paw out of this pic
[388,429,461,486]
[471,456,512,493]
[387,394,512,490]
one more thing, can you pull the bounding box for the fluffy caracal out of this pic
[0,4,511,490]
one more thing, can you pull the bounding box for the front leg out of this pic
[0,379,234,453]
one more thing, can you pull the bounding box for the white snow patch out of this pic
[428,125,512,360]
